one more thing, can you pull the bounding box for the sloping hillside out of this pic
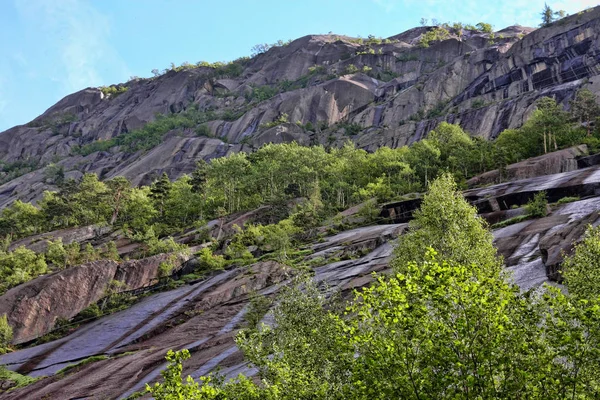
[1,7,600,208]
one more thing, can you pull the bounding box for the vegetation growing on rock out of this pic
[147,175,600,399]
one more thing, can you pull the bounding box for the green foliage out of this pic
[344,64,359,74]
[426,100,449,118]
[195,124,211,137]
[418,27,450,47]
[0,159,40,185]
[148,172,600,399]
[338,121,362,136]
[146,349,271,399]
[251,39,292,57]
[196,247,226,274]
[44,163,65,185]
[0,246,47,294]
[244,293,272,329]
[490,214,530,229]
[237,276,353,398]
[0,365,39,390]
[570,88,600,135]
[540,3,567,26]
[562,225,600,299]
[77,107,219,155]
[46,239,68,269]
[0,314,12,352]
[393,174,501,270]
[145,231,188,257]
[56,355,108,375]
[471,98,486,109]
[555,195,580,205]
[99,85,128,97]
[476,22,493,33]
[525,191,548,218]
[260,113,289,129]
[344,250,530,398]
[0,200,43,238]
[247,85,279,102]
[158,254,178,277]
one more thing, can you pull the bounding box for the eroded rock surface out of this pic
[0,252,190,344]
[2,8,600,206]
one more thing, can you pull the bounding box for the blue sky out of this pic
[0,0,597,131]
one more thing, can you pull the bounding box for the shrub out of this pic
[476,22,493,33]
[472,99,486,109]
[555,196,580,205]
[525,191,548,218]
[195,124,211,137]
[260,113,289,129]
[99,85,128,97]
[339,122,362,136]
[0,314,12,352]
[418,27,450,48]
[562,225,600,299]
[344,64,359,74]
[196,247,226,273]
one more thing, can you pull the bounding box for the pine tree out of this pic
[150,172,172,217]
[540,3,555,26]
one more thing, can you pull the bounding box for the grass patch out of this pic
[0,365,40,390]
[55,355,109,376]
[491,214,531,229]
[554,196,580,205]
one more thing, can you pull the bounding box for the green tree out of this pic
[146,349,269,399]
[106,176,131,225]
[121,187,157,233]
[405,139,441,188]
[102,241,121,261]
[237,276,353,399]
[344,250,545,399]
[540,3,555,26]
[150,172,172,217]
[562,225,600,299]
[65,242,81,267]
[570,88,600,136]
[393,174,501,270]
[428,122,474,179]
[46,239,68,269]
[81,243,100,263]
[0,246,47,294]
[72,173,111,225]
[0,200,43,238]
[476,22,493,33]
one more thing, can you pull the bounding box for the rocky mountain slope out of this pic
[2,148,600,398]
[2,8,600,398]
[2,7,600,208]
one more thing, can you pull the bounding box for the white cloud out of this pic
[14,0,129,92]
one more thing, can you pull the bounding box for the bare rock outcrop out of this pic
[2,8,600,207]
[0,252,190,344]
[467,145,588,187]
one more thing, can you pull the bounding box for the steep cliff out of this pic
[1,7,600,209]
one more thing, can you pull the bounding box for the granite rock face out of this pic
[4,159,600,397]
[0,252,190,344]
[2,8,600,207]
